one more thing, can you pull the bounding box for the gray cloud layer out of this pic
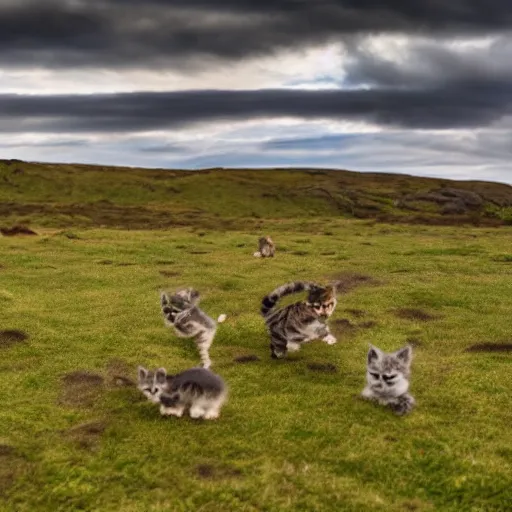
[1,1,512,68]
[2,78,511,132]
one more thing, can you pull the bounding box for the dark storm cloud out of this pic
[1,81,511,132]
[1,1,512,68]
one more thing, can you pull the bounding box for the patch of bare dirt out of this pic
[307,362,338,373]
[465,343,512,353]
[345,308,366,318]
[188,250,209,255]
[195,464,242,480]
[332,318,358,334]
[406,337,423,347]
[159,270,181,277]
[0,444,29,494]
[393,308,439,321]
[0,330,28,348]
[332,273,380,294]
[292,250,309,256]
[59,371,104,407]
[0,225,37,236]
[64,420,107,450]
[359,320,378,329]
[106,358,135,387]
[320,251,336,256]
[233,355,261,363]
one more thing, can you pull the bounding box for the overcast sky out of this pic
[2,0,512,183]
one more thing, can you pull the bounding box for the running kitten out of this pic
[361,344,415,416]
[160,288,226,369]
[261,281,337,359]
[253,236,275,258]
[155,367,227,420]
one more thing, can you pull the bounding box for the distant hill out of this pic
[1,159,511,229]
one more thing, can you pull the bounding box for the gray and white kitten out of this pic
[160,288,226,369]
[361,344,415,416]
[138,366,227,420]
[261,281,337,359]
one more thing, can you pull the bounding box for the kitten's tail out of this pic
[261,281,315,317]
[217,314,227,323]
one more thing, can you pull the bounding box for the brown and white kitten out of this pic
[361,344,415,416]
[160,288,226,369]
[253,236,275,258]
[261,281,337,359]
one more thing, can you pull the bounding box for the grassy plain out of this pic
[1,161,511,511]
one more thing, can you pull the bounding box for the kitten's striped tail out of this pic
[261,281,314,317]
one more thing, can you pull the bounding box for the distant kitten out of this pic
[253,236,275,258]
[361,344,415,416]
[155,367,227,420]
[160,288,226,369]
[261,281,337,359]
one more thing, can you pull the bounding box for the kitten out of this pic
[138,366,160,402]
[361,344,415,416]
[154,367,227,420]
[160,288,226,369]
[261,281,337,359]
[253,236,275,258]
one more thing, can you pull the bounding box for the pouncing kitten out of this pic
[361,344,415,416]
[160,288,226,369]
[261,281,337,359]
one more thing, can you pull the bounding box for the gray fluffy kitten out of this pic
[361,344,415,416]
[160,288,226,369]
[138,366,227,420]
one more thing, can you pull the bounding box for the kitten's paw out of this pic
[324,334,337,345]
[286,341,301,352]
[189,407,206,419]
[160,405,184,417]
[203,410,220,420]
[217,314,227,323]
[202,362,212,369]
[253,251,262,258]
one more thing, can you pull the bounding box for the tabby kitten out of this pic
[160,288,226,369]
[361,344,415,416]
[155,367,227,420]
[253,236,275,258]
[261,281,337,359]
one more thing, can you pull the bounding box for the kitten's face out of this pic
[137,366,160,403]
[308,285,337,318]
[366,345,412,398]
[161,288,200,312]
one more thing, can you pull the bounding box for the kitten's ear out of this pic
[189,288,200,302]
[395,345,413,366]
[155,367,167,384]
[367,344,382,364]
[160,291,169,306]
[138,366,148,381]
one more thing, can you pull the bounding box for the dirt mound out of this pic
[0,330,28,347]
[307,362,338,373]
[60,371,104,407]
[393,308,439,321]
[345,309,366,317]
[0,225,37,236]
[332,273,379,294]
[233,355,261,363]
[332,318,358,334]
[465,343,512,353]
[64,421,107,450]
[195,464,242,480]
